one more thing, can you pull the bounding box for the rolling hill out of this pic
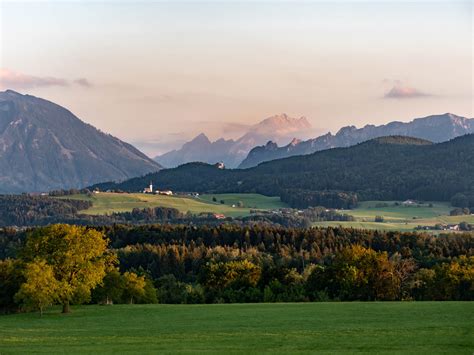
[91,135,474,208]
[0,90,162,193]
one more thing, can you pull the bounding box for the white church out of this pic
[143,182,173,195]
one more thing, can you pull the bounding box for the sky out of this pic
[0,0,472,156]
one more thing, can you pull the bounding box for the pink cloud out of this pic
[0,68,68,90]
[384,83,430,99]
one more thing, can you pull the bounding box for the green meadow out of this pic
[60,194,473,231]
[61,192,286,217]
[0,303,472,354]
[314,201,474,232]
[198,193,288,210]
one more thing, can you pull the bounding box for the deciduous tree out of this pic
[20,224,115,313]
[15,259,58,316]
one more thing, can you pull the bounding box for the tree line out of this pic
[1,224,473,314]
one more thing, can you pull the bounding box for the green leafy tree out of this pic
[92,269,126,305]
[0,259,24,313]
[123,272,146,304]
[15,259,59,316]
[156,274,187,304]
[20,224,116,313]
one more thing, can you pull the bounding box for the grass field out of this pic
[313,201,474,232]
[59,194,473,232]
[62,192,286,217]
[198,193,287,210]
[0,303,472,354]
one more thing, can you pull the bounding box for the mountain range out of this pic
[0,90,161,193]
[239,113,474,168]
[154,114,311,168]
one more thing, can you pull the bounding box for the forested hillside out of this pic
[92,135,474,208]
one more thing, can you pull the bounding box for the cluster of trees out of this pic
[451,193,474,210]
[0,195,92,227]
[0,225,160,314]
[90,135,474,208]
[1,224,473,314]
[1,194,358,229]
[1,225,115,314]
[243,207,355,228]
[280,189,358,209]
[450,208,473,216]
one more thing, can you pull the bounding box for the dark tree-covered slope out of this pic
[91,135,474,207]
[239,113,474,168]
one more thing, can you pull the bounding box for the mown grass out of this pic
[0,303,472,354]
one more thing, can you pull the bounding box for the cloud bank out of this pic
[0,68,92,90]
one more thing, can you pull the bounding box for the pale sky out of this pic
[1,0,472,155]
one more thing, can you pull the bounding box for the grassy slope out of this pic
[314,201,474,231]
[61,192,286,217]
[0,303,472,354]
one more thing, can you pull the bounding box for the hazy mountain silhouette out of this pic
[154,113,311,168]
[0,90,161,193]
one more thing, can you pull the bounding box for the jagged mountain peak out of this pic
[189,133,211,144]
[154,113,312,168]
[288,138,301,146]
[254,113,311,132]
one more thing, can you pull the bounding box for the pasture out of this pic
[314,201,474,232]
[61,192,285,217]
[198,193,287,209]
[0,302,472,354]
[59,194,473,232]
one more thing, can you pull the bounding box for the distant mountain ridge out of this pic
[154,114,311,168]
[239,113,474,168]
[0,90,162,193]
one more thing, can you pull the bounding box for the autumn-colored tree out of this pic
[20,224,116,313]
[430,256,474,300]
[200,260,261,290]
[123,272,146,304]
[306,245,401,301]
[15,259,59,316]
